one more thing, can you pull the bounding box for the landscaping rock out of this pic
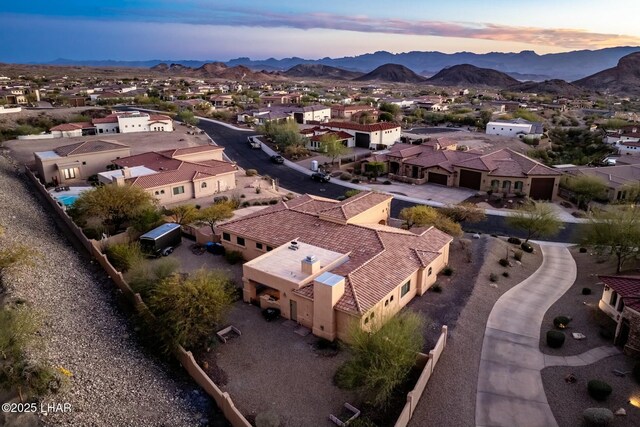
[583,407,614,426]
[614,408,626,416]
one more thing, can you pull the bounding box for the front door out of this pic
[290,300,297,322]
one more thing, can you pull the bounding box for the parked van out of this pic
[139,223,182,257]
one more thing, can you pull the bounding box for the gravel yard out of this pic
[409,236,543,427]
[0,154,212,427]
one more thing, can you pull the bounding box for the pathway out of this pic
[475,244,619,427]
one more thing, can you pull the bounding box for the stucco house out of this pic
[598,275,640,357]
[34,140,131,185]
[48,111,173,137]
[217,191,452,341]
[486,118,544,139]
[568,164,640,202]
[322,121,401,150]
[105,146,237,204]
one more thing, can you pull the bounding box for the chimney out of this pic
[122,166,131,179]
[114,174,125,186]
[301,255,320,275]
[312,272,345,341]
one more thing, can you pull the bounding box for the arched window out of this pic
[502,180,511,189]
[428,267,433,276]
[491,180,499,190]
[514,181,523,191]
[201,182,207,188]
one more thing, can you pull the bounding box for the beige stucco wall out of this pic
[36,147,131,184]
[345,199,391,225]
[454,169,560,200]
[149,172,236,204]
[174,149,224,163]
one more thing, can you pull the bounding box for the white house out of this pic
[93,111,173,135]
[486,118,544,139]
[617,141,640,155]
[323,121,401,150]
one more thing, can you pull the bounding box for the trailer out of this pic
[139,223,182,257]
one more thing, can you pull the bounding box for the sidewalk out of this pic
[475,245,618,427]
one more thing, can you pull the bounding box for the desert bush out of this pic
[513,250,523,261]
[582,287,592,295]
[553,315,571,329]
[499,258,509,267]
[443,266,454,276]
[587,380,612,401]
[224,250,244,265]
[105,242,144,272]
[351,178,360,184]
[502,271,509,277]
[126,258,180,299]
[245,169,258,176]
[489,272,498,282]
[0,244,31,273]
[340,172,352,181]
[431,283,442,293]
[269,199,278,205]
[521,242,534,253]
[507,237,522,245]
[579,247,588,253]
[546,330,565,348]
[583,407,613,426]
[383,180,392,185]
[241,201,250,207]
[348,418,378,427]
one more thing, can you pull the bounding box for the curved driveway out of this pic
[475,245,619,427]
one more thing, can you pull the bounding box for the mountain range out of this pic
[42,46,640,81]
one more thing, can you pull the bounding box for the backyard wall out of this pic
[25,166,251,427]
[394,325,448,427]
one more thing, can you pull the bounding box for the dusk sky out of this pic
[2,0,640,62]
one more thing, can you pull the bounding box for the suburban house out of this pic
[486,118,544,139]
[103,146,237,204]
[49,122,96,138]
[237,105,330,125]
[34,140,131,185]
[217,191,453,341]
[616,141,640,156]
[567,164,640,202]
[330,104,377,120]
[49,111,173,136]
[374,143,561,200]
[598,275,640,357]
[259,94,302,106]
[322,121,401,150]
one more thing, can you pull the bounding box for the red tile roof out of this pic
[454,149,560,177]
[92,115,119,124]
[599,275,640,311]
[50,122,94,132]
[318,192,391,223]
[54,140,129,157]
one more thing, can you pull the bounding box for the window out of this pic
[491,180,499,190]
[390,295,394,302]
[610,291,618,307]
[154,191,160,195]
[364,316,369,324]
[82,161,87,165]
[401,281,411,297]
[201,182,207,188]
[266,246,273,251]
[428,267,433,276]
[256,242,263,250]
[370,311,375,319]
[222,232,230,241]
[160,190,165,194]
[618,298,625,313]
[385,300,389,307]
[236,236,245,246]
[514,181,523,191]
[63,168,76,179]
[172,186,185,195]
[502,180,511,189]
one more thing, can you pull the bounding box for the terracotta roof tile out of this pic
[599,275,640,311]
[54,139,129,157]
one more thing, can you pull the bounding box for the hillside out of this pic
[352,63,426,83]
[149,62,283,81]
[573,52,640,95]
[284,64,363,80]
[509,79,587,97]
[426,64,519,87]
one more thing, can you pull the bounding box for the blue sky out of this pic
[1,1,639,62]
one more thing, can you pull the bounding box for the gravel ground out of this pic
[409,237,543,427]
[0,154,211,427]
[542,355,640,427]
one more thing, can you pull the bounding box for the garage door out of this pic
[530,178,555,200]
[458,169,481,190]
[428,172,448,185]
[355,132,370,148]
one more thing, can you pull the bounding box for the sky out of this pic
[1,0,640,62]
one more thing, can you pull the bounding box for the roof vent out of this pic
[304,255,317,263]
[288,241,299,250]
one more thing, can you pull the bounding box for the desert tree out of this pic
[196,202,234,237]
[506,202,562,243]
[399,205,462,236]
[320,133,348,166]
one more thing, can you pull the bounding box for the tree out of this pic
[149,269,235,350]
[582,205,640,273]
[334,311,424,407]
[378,112,395,122]
[565,175,608,210]
[320,133,348,165]
[176,109,199,126]
[619,182,640,204]
[73,184,157,232]
[167,204,200,226]
[364,161,385,180]
[399,205,463,236]
[440,202,486,223]
[196,202,234,237]
[506,202,562,243]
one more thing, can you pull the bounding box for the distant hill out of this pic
[150,62,283,81]
[573,52,640,95]
[352,63,426,83]
[426,64,519,87]
[509,79,587,97]
[284,64,363,80]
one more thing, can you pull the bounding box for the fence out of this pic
[394,325,448,427]
[25,167,251,427]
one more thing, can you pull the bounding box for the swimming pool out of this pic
[56,195,79,206]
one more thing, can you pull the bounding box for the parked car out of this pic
[270,155,284,164]
[311,172,331,183]
[247,136,261,149]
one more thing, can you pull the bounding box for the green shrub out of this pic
[351,178,360,184]
[546,330,565,348]
[241,201,250,208]
[82,227,105,240]
[224,250,244,265]
[349,418,378,427]
[587,380,612,401]
[507,237,522,245]
[502,271,509,277]
[268,199,278,205]
[383,180,392,185]
[499,258,509,267]
[126,258,180,299]
[431,283,442,293]
[105,242,144,272]
[579,247,588,253]
[582,287,592,295]
[553,316,571,329]
[521,242,534,253]
[489,273,498,282]
[583,407,613,426]
[443,266,454,276]
[513,250,523,261]
[340,172,352,181]
[246,169,258,176]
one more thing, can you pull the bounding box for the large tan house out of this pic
[217,191,452,341]
[103,146,237,204]
[376,143,562,200]
[34,140,131,185]
[598,275,640,357]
